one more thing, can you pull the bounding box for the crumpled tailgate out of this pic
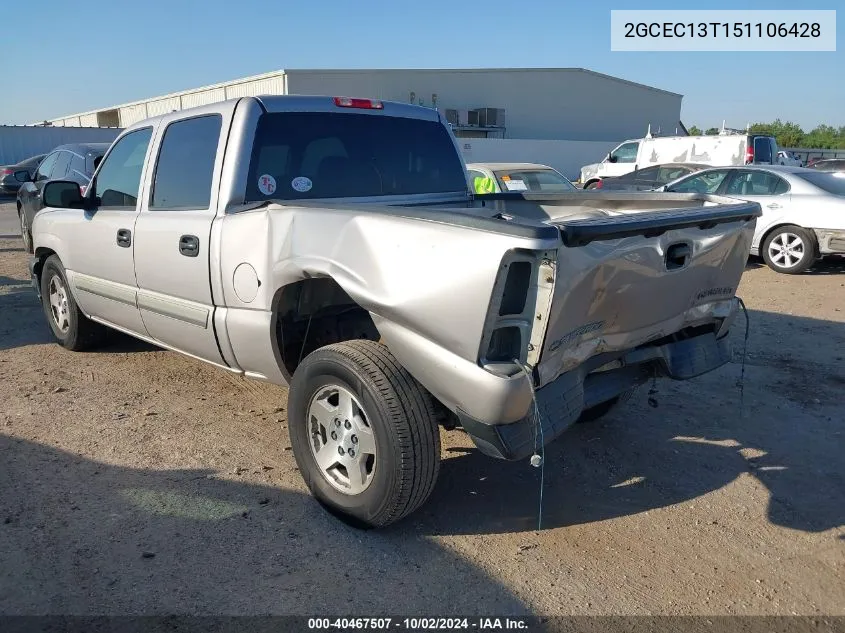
[535,203,760,387]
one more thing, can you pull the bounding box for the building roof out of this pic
[44,67,682,124]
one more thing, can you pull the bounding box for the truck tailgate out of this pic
[534,202,760,387]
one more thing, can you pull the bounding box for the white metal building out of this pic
[45,68,683,144]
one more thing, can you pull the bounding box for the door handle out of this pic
[116,228,132,248]
[767,203,782,209]
[179,234,199,257]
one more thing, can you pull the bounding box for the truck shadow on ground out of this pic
[420,309,845,537]
[0,435,529,615]
[0,274,158,353]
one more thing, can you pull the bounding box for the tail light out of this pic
[0,168,11,176]
[333,96,384,110]
[745,145,754,164]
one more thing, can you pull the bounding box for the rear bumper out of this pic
[459,328,733,461]
[814,229,845,255]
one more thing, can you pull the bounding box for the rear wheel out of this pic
[40,255,108,351]
[288,340,441,528]
[761,225,816,274]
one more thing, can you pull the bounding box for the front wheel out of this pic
[761,225,816,274]
[40,255,108,351]
[288,340,441,528]
[18,207,33,254]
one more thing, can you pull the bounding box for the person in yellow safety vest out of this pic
[473,175,497,194]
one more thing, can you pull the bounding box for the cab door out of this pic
[602,141,640,177]
[62,127,156,336]
[132,112,227,366]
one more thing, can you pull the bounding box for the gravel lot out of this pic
[0,200,843,616]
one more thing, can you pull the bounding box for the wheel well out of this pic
[760,223,819,257]
[583,179,600,189]
[271,278,380,379]
[31,248,56,283]
[270,277,459,429]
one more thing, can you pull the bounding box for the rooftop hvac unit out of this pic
[473,108,506,128]
[440,109,472,126]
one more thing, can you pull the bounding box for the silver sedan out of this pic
[660,165,845,274]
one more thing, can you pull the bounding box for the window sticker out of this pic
[291,176,313,193]
[257,174,277,196]
[504,179,528,191]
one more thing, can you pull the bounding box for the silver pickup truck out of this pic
[30,95,760,527]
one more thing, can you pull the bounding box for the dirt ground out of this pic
[0,200,843,617]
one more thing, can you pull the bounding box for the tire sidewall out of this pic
[19,209,32,254]
[40,257,79,347]
[762,226,815,274]
[288,355,401,525]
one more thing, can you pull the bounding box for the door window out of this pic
[726,171,789,196]
[150,114,222,210]
[93,128,153,210]
[667,170,730,194]
[34,152,59,181]
[658,165,693,183]
[50,151,73,180]
[610,142,639,163]
[632,166,660,181]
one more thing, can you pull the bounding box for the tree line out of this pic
[686,120,845,149]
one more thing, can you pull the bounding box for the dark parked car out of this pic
[16,143,109,252]
[591,162,709,191]
[807,159,845,175]
[1,154,46,195]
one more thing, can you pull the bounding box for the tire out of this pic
[576,388,636,424]
[761,225,816,274]
[18,206,33,254]
[288,340,441,528]
[40,255,108,351]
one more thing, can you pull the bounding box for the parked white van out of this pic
[579,132,779,189]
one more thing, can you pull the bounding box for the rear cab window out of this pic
[245,112,468,201]
[493,169,576,192]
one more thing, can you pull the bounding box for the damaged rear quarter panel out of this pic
[216,203,559,402]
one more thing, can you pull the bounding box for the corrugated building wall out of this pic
[0,126,123,165]
[44,69,681,147]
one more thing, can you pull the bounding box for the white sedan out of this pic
[660,165,845,274]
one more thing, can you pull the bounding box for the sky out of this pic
[0,0,841,130]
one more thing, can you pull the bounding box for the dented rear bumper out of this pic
[459,325,734,461]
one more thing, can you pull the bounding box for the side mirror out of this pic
[607,155,618,163]
[43,180,85,209]
[14,170,31,183]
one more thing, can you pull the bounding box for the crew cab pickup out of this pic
[30,95,761,527]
